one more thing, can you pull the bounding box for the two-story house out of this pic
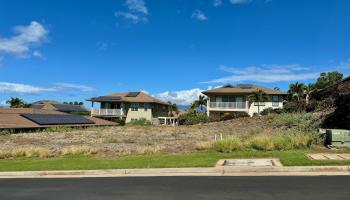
[87,92,176,125]
[202,84,286,117]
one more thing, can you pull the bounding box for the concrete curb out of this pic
[0,166,349,178]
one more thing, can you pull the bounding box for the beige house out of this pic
[202,84,286,117]
[87,92,176,125]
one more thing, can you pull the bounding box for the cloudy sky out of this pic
[0,0,349,106]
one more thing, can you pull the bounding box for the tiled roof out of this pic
[202,84,286,95]
[87,92,170,105]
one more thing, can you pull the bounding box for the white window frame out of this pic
[131,103,139,111]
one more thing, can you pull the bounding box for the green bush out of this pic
[247,135,275,151]
[267,113,320,132]
[282,100,307,113]
[210,112,250,122]
[213,137,242,153]
[260,108,283,116]
[127,118,152,126]
[178,112,208,125]
[112,117,126,126]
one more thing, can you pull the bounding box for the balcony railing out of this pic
[209,102,247,110]
[91,108,124,116]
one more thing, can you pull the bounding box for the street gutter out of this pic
[0,166,349,178]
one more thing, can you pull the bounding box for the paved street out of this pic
[0,176,349,200]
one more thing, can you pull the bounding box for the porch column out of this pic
[206,97,210,117]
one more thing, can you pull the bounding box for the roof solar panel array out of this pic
[53,104,87,112]
[238,84,253,89]
[21,114,95,125]
[90,96,122,101]
[126,92,140,97]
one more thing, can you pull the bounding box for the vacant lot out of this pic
[0,114,320,158]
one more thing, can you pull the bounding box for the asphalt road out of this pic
[0,176,349,200]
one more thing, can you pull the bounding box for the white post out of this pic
[206,97,210,117]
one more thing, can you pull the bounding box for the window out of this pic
[272,96,279,107]
[254,102,266,106]
[131,103,139,111]
[144,103,149,111]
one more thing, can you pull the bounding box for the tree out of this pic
[191,95,207,112]
[304,83,315,104]
[249,90,269,115]
[288,82,305,101]
[6,97,31,108]
[167,101,178,113]
[314,71,343,90]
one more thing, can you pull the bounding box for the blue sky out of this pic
[0,0,350,106]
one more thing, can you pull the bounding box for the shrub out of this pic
[289,132,314,148]
[178,112,208,125]
[195,141,214,151]
[282,100,307,113]
[11,147,50,158]
[0,149,11,159]
[268,113,320,132]
[135,145,164,154]
[113,117,126,126]
[127,118,152,126]
[260,108,283,116]
[213,137,242,153]
[247,135,275,151]
[210,112,250,122]
[61,146,98,156]
[271,135,293,150]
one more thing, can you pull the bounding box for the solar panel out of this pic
[21,114,95,125]
[53,104,87,112]
[126,92,140,97]
[238,84,253,89]
[90,96,122,101]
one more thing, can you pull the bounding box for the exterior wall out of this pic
[97,102,169,123]
[125,107,153,123]
[247,101,283,116]
[206,94,284,117]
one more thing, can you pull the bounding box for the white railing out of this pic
[210,102,247,110]
[91,108,124,116]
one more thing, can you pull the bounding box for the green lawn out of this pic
[0,150,350,172]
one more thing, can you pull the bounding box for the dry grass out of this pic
[0,114,321,158]
[61,146,99,156]
[10,147,50,158]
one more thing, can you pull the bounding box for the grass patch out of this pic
[0,150,350,171]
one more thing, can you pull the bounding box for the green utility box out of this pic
[325,129,350,147]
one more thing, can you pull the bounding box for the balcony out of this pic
[91,108,124,117]
[209,101,248,111]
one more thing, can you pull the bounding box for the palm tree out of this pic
[249,90,268,115]
[6,97,26,108]
[192,95,207,112]
[288,82,305,101]
[304,83,314,104]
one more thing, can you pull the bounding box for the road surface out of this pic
[0,176,349,200]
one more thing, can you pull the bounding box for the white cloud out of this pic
[115,0,149,24]
[53,83,94,92]
[229,0,252,4]
[154,88,204,105]
[204,64,319,84]
[0,82,55,94]
[0,21,48,58]
[191,10,208,21]
[0,82,94,94]
[126,0,148,14]
[213,0,223,7]
[0,100,8,106]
